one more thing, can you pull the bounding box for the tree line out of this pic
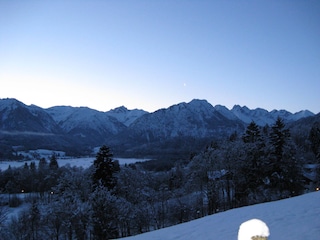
[0,117,319,239]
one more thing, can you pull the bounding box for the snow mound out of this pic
[238,219,269,240]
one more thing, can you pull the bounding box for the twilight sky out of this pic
[1,0,319,113]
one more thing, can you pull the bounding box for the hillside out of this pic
[123,191,320,240]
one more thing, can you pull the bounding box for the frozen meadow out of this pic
[0,157,151,171]
[122,191,320,240]
[0,149,151,171]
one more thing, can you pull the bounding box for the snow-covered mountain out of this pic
[45,106,128,149]
[106,99,246,157]
[230,105,314,126]
[106,106,148,126]
[125,99,244,141]
[46,106,126,135]
[0,98,60,133]
[0,99,76,154]
[0,98,317,157]
[123,191,320,240]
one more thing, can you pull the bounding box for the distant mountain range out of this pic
[0,98,318,159]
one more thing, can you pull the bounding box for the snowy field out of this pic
[0,157,151,171]
[122,191,320,240]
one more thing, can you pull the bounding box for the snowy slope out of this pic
[231,105,271,125]
[46,106,126,135]
[123,191,320,240]
[287,110,315,122]
[214,104,239,120]
[45,105,77,123]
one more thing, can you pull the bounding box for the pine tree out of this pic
[270,117,290,163]
[38,157,47,169]
[240,121,267,203]
[242,121,261,143]
[309,122,320,160]
[92,145,120,190]
[49,154,59,170]
[269,117,303,196]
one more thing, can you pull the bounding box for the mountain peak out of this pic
[0,98,24,111]
[232,105,250,111]
[189,99,212,107]
[167,99,214,115]
[109,106,128,113]
[106,106,147,127]
[0,98,20,103]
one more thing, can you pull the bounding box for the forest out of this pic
[0,117,319,239]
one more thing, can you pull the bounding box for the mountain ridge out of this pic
[1,98,316,127]
[0,98,317,158]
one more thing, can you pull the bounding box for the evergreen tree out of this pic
[38,157,48,170]
[23,162,29,170]
[268,118,290,185]
[269,117,303,196]
[242,121,261,143]
[229,131,238,142]
[240,121,267,203]
[37,158,50,197]
[30,161,36,173]
[270,117,290,163]
[309,122,320,160]
[49,154,59,170]
[19,162,32,193]
[262,124,270,137]
[92,145,120,190]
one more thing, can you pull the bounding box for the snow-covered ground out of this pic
[122,191,320,240]
[0,157,151,171]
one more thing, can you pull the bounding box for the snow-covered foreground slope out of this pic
[123,191,320,240]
